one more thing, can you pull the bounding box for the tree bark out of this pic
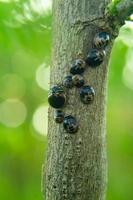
[42,0,116,200]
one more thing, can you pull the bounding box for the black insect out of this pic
[63,75,73,88]
[70,59,86,75]
[80,85,95,104]
[93,32,110,49]
[85,49,105,67]
[63,115,78,134]
[72,74,84,88]
[54,110,64,123]
[48,85,66,108]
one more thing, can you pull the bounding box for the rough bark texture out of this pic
[42,0,113,200]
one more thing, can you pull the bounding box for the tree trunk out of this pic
[43,0,113,200]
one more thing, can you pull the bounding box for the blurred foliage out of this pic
[0,1,133,200]
[0,1,51,200]
[107,0,121,16]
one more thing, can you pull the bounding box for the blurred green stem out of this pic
[107,0,133,25]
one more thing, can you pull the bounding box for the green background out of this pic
[0,1,133,200]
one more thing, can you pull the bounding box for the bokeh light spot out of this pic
[0,99,27,128]
[30,0,52,15]
[0,0,18,2]
[32,105,48,135]
[11,50,38,79]
[0,74,26,99]
[36,63,50,91]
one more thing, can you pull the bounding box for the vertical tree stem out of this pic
[43,0,112,199]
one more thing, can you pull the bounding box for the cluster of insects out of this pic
[48,31,110,134]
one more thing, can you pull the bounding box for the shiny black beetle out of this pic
[63,75,73,89]
[93,32,110,49]
[70,59,86,75]
[80,85,95,104]
[72,74,84,88]
[85,49,105,67]
[48,85,66,109]
[54,110,64,123]
[63,115,78,134]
